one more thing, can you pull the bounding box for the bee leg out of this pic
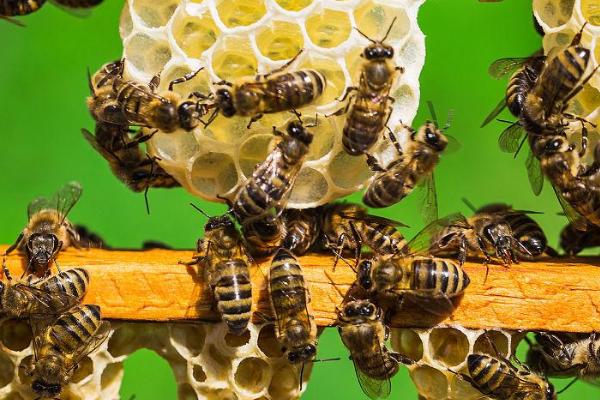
[390,352,415,365]
[168,67,204,91]
[260,49,304,80]
[1,257,12,281]
[213,79,233,87]
[148,71,162,92]
[4,232,24,256]
[578,123,588,159]
[247,114,263,129]
[366,154,386,172]
[330,233,347,272]
[386,128,404,156]
[457,236,468,266]
[348,222,363,268]
[336,86,358,103]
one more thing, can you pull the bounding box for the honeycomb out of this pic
[533,0,600,165]
[0,319,312,400]
[118,0,426,207]
[391,325,524,400]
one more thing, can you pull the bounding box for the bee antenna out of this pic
[189,203,212,219]
[427,101,439,127]
[381,17,398,42]
[461,198,478,213]
[355,27,377,44]
[144,155,156,215]
[557,377,578,394]
[299,362,306,391]
[86,67,95,95]
[313,357,341,363]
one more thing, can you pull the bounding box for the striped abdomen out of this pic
[39,268,89,309]
[0,0,45,16]
[211,259,252,335]
[282,209,319,255]
[43,305,104,356]
[563,186,600,229]
[361,221,407,255]
[53,0,102,7]
[506,57,545,117]
[269,249,307,318]
[363,165,417,208]
[343,95,389,155]
[260,70,325,114]
[538,46,590,109]
[114,80,157,123]
[242,216,284,256]
[503,212,546,257]
[354,351,398,380]
[560,222,600,255]
[410,258,470,297]
[467,354,522,399]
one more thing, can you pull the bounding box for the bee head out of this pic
[204,215,235,233]
[215,88,236,117]
[126,167,153,192]
[287,343,317,364]
[286,121,313,145]
[418,122,448,151]
[154,101,179,132]
[543,136,570,154]
[27,233,60,267]
[178,101,202,131]
[362,43,394,60]
[343,300,377,319]
[357,259,373,290]
[519,236,545,257]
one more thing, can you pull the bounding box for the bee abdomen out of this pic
[343,106,386,155]
[264,70,325,112]
[269,249,307,314]
[213,260,252,334]
[363,171,415,208]
[363,223,407,255]
[354,352,399,379]
[1,0,46,15]
[468,354,518,397]
[41,268,89,300]
[411,258,469,296]
[52,305,103,354]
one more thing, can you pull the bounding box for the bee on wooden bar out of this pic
[281,208,320,256]
[457,352,556,400]
[560,221,600,255]
[230,120,313,223]
[241,215,285,257]
[337,299,413,399]
[319,202,408,265]
[88,59,209,133]
[183,207,253,335]
[268,248,317,366]
[333,18,403,156]
[0,267,89,318]
[527,332,600,383]
[24,304,110,399]
[4,182,84,277]
[363,101,454,210]
[211,51,326,128]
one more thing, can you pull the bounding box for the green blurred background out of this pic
[0,0,595,398]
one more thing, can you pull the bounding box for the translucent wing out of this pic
[444,134,461,155]
[412,172,438,226]
[405,213,471,256]
[525,150,544,196]
[66,320,111,373]
[20,283,79,316]
[498,122,526,153]
[351,332,392,399]
[81,128,122,164]
[27,181,83,222]
[481,97,507,127]
[340,213,410,228]
[552,185,588,231]
[487,57,534,79]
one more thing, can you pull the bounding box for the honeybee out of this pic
[333,18,403,156]
[527,332,600,382]
[463,200,553,259]
[5,182,84,276]
[337,299,412,399]
[88,59,208,133]
[319,203,408,264]
[183,208,252,335]
[281,208,320,256]
[230,120,313,223]
[241,215,285,257]
[458,352,556,400]
[268,248,317,366]
[560,221,600,255]
[211,51,326,128]
[0,267,89,318]
[363,102,454,212]
[82,124,180,192]
[1,0,102,22]
[25,304,110,399]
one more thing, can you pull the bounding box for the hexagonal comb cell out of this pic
[411,365,449,400]
[534,0,574,28]
[119,0,425,208]
[429,327,470,367]
[190,152,238,197]
[0,320,31,352]
[234,357,270,393]
[132,0,178,28]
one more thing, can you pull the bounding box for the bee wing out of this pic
[351,336,392,399]
[414,172,438,226]
[63,320,111,374]
[525,150,544,196]
[81,128,121,163]
[498,122,526,154]
[18,282,79,315]
[404,213,471,256]
[552,186,588,231]
[487,57,536,79]
[49,0,95,18]
[28,181,83,224]
[339,213,410,228]
[481,97,507,127]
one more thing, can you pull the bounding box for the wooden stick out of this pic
[1,245,598,333]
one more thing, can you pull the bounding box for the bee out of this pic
[560,221,600,256]
[319,203,408,264]
[0,267,89,318]
[0,0,102,21]
[211,51,326,128]
[268,248,317,366]
[183,208,252,335]
[82,124,180,192]
[88,59,208,133]
[241,215,285,257]
[458,352,556,400]
[25,304,110,399]
[4,182,84,276]
[337,299,412,399]
[281,208,320,256]
[363,101,454,211]
[333,18,403,156]
[463,200,553,259]
[230,120,313,223]
[527,332,600,382]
